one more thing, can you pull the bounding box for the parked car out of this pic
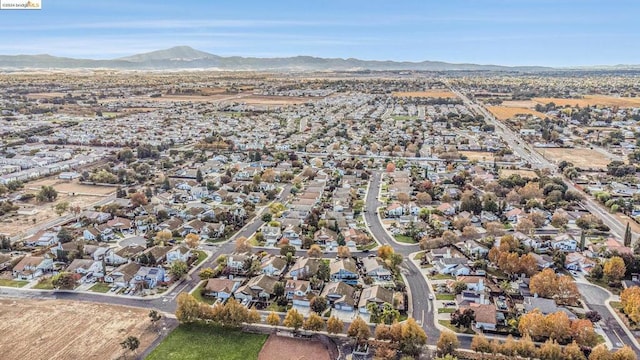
[428,294,434,300]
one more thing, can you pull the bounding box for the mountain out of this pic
[0,46,554,71]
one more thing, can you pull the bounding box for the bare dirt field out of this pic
[258,335,332,360]
[29,179,116,196]
[241,95,313,105]
[0,299,160,360]
[26,92,67,99]
[533,96,640,108]
[500,169,539,179]
[536,147,612,169]
[499,100,539,108]
[487,106,548,120]
[392,90,458,98]
[459,151,495,162]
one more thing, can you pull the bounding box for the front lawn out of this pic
[146,323,268,360]
[438,308,456,314]
[438,320,475,334]
[33,278,54,290]
[436,294,456,301]
[191,281,217,305]
[0,279,29,288]
[394,234,417,244]
[193,250,208,266]
[88,282,112,293]
[429,274,455,280]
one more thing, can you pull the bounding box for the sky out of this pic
[0,0,639,66]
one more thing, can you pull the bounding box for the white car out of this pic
[428,294,434,300]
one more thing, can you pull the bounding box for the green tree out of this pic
[310,296,327,314]
[148,310,162,328]
[52,272,76,289]
[37,185,58,202]
[196,169,203,183]
[169,261,188,279]
[120,336,140,357]
[54,201,69,216]
[625,222,633,248]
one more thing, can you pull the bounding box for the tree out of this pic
[175,293,200,323]
[310,296,327,314]
[185,233,200,249]
[551,212,569,228]
[266,311,281,327]
[585,310,602,323]
[273,281,285,298]
[416,192,432,206]
[605,256,626,283]
[537,339,562,360]
[317,261,330,281]
[235,237,252,253]
[57,227,74,243]
[149,310,162,328]
[625,222,633,247]
[530,268,579,303]
[378,244,395,260]
[571,319,599,347]
[51,272,76,289]
[563,341,586,360]
[399,317,427,356]
[517,334,536,358]
[261,213,272,222]
[386,162,396,173]
[280,245,296,257]
[590,262,604,280]
[198,267,215,280]
[120,336,140,356]
[589,345,612,360]
[471,333,493,356]
[436,331,459,357]
[397,192,410,204]
[307,244,323,258]
[248,308,261,324]
[612,346,636,360]
[130,192,148,207]
[154,230,173,246]
[36,185,58,202]
[54,201,69,216]
[347,316,371,344]
[327,316,344,334]
[337,246,351,258]
[516,218,535,234]
[450,308,474,329]
[283,308,304,331]
[451,281,468,295]
[303,313,325,331]
[196,169,203,183]
[169,261,188,280]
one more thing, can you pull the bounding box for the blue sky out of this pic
[1,0,638,66]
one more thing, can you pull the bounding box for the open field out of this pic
[392,90,458,98]
[499,169,539,179]
[240,95,313,105]
[499,100,539,108]
[147,323,267,360]
[29,179,116,196]
[533,96,640,108]
[259,335,332,360]
[486,106,548,120]
[459,151,495,162]
[26,92,67,99]
[0,299,160,360]
[536,147,613,169]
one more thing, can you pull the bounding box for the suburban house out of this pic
[24,231,58,247]
[166,245,192,264]
[260,255,287,276]
[434,257,471,276]
[262,225,282,247]
[227,253,251,275]
[455,276,485,292]
[106,262,141,288]
[358,285,395,314]
[466,302,498,331]
[551,234,578,252]
[330,258,359,285]
[234,274,279,303]
[132,266,166,288]
[104,245,146,265]
[204,278,240,301]
[288,257,322,280]
[65,259,105,283]
[361,257,392,282]
[12,256,54,280]
[321,281,356,311]
[285,279,312,306]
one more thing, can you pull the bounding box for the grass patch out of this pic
[392,115,418,121]
[266,302,287,313]
[611,301,622,310]
[413,252,425,260]
[587,277,622,295]
[192,281,217,305]
[436,294,456,301]
[88,282,112,293]
[33,278,54,290]
[429,274,455,280]
[394,234,417,244]
[357,242,378,251]
[438,320,475,334]
[0,279,29,288]
[438,308,456,314]
[194,250,208,266]
[147,323,268,360]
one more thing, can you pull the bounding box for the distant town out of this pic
[2,69,640,360]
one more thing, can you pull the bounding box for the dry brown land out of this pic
[241,95,312,105]
[486,106,548,120]
[29,179,115,196]
[459,151,495,162]
[536,148,612,169]
[392,90,458,98]
[26,92,67,99]
[258,335,331,360]
[499,169,539,179]
[0,299,160,360]
[533,96,640,108]
[500,100,538,108]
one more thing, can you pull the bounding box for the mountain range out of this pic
[0,46,635,72]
